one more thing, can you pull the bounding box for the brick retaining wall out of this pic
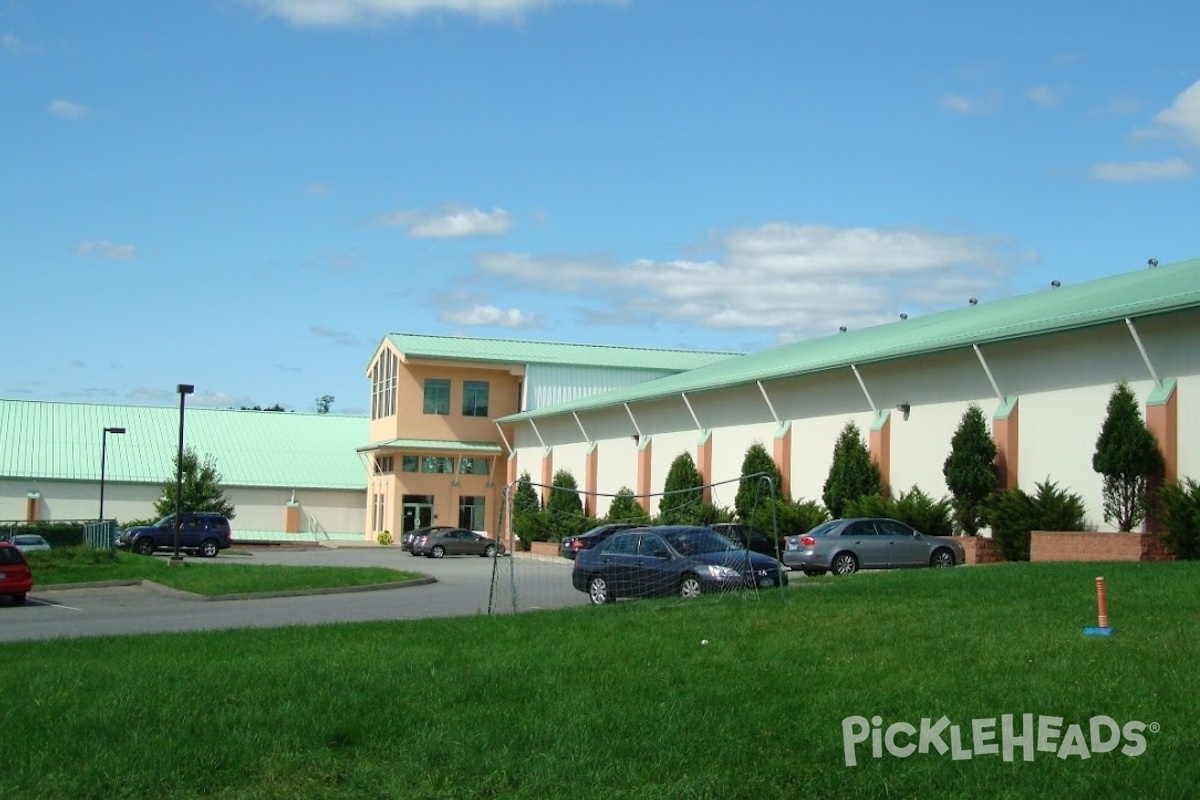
[1030,531,1175,562]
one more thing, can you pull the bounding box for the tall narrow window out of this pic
[462,380,490,417]
[423,378,451,415]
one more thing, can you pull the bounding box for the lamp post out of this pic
[99,426,126,521]
[173,383,195,563]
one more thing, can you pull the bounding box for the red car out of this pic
[0,541,34,605]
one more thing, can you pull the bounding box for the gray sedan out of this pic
[12,534,52,553]
[783,518,964,576]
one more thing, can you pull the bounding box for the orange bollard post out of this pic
[1084,576,1114,636]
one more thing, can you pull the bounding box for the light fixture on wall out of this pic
[897,402,911,421]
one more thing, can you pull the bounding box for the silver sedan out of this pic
[783,518,964,576]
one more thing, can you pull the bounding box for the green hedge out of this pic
[0,521,86,547]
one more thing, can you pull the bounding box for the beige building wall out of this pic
[889,398,978,498]
[0,479,365,537]
[711,422,778,494]
[1177,376,1200,482]
[594,436,640,517]
[1018,381,1153,529]
[789,411,876,503]
[650,429,706,501]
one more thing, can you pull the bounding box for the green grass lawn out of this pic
[3,561,1198,799]
[24,547,422,596]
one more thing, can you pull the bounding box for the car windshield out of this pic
[154,514,175,528]
[664,530,740,555]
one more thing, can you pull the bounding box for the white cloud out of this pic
[310,325,362,347]
[1090,158,1193,183]
[48,99,90,119]
[3,33,35,55]
[376,204,514,238]
[245,0,566,26]
[1136,79,1200,147]
[940,94,980,115]
[1027,84,1067,109]
[475,223,1016,339]
[75,240,138,261]
[442,303,537,327]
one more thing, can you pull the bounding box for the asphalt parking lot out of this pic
[0,546,587,643]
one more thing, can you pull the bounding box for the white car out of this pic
[12,534,52,553]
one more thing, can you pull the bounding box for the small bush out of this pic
[983,479,1087,561]
[376,530,394,546]
[843,486,953,537]
[1157,478,1200,559]
[749,497,829,540]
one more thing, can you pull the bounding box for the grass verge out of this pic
[23,547,422,596]
[3,561,1198,799]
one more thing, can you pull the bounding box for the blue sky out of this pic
[3,0,1198,416]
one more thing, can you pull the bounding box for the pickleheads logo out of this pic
[842,714,1157,767]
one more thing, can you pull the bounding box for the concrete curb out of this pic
[35,575,437,601]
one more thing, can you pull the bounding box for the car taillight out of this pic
[801,536,816,547]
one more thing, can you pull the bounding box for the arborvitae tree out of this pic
[153,447,236,520]
[942,404,999,535]
[735,442,783,521]
[822,421,883,518]
[659,452,705,524]
[606,487,647,523]
[547,469,585,536]
[513,472,541,517]
[1092,382,1164,531]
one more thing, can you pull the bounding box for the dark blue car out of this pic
[571,525,788,605]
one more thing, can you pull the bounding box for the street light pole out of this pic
[99,426,126,521]
[173,384,195,563]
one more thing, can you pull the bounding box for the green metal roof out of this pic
[380,332,741,371]
[0,400,369,490]
[499,256,1200,423]
[358,439,505,454]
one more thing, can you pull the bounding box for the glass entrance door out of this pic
[401,495,435,534]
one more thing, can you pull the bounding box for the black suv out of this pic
[118,512,233,558]
[559,523,643,560]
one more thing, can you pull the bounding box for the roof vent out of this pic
[1051,280,1061,288]
[899,313,908,320]
[1148,258,1159,268]
[968,297,978,306]
[838,326,848,333]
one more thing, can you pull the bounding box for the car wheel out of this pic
[803,569,825,577]
[408,550,417,556]
[680,575,704,598]
[930,548,956,568]
[198,539,219,558]
[588,576,613,605]
[431,545,445,559]
[483,544,498,558]
[134,538,155,556]
[12,593,26,605]
[831,552,858,576]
